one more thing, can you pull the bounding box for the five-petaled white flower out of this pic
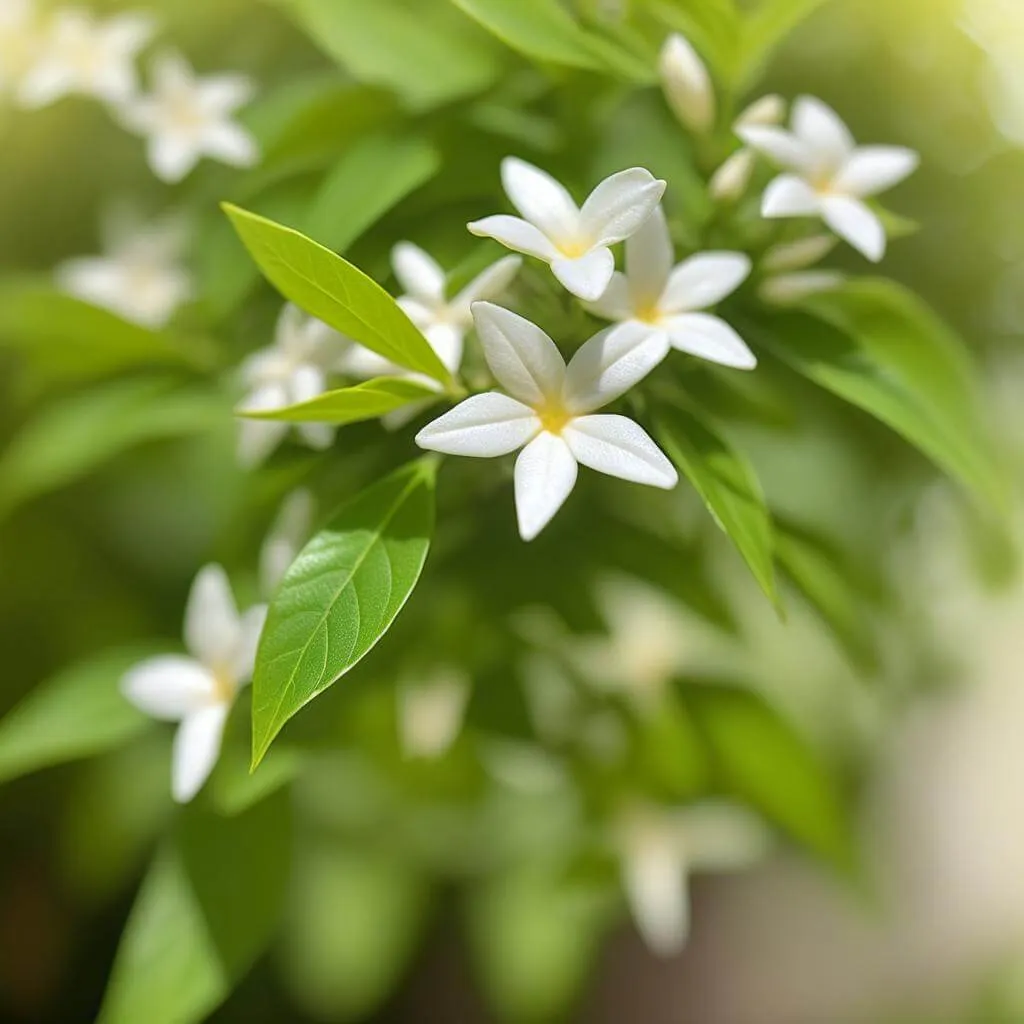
[587,206,755,370]
[415,302,678,541]
[617,801,769,956]
[738,95,919,262]
[468,157,666,302]
[18,8,154,109]
[236,304,348,467]
[56,210,193,329]
[121,565,267,803]
[119,51,258,183]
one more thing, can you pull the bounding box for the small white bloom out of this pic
[56,210,192,329]
[415,302,677,541]
[121,565,267,803]
[236,304,349,467]
[709,149,756,202]
[659,33,715,134]
[0,0,41,96]
[759,270,845,305]
[762,233,837,273]
[468,157,666,301]
[736,93,786,129]
[18,8,153,109]
[738,95,919,262]
[617,801,769,956]
[119,50,258,183]
[587,206,755,370]
[259,488,315,596]
[397,667,469,759]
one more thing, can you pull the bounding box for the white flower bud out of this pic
[398,669,468,759]
[762,234,837,272]
[736,93,786,129]
[659,33,716,134]
[759,271,845,305]
[709,149,755,202]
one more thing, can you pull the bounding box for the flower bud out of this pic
[759,271,845,305]
[762,234,837,272]
[709,149,755,202]
[659,33,716,134]
[736,93,786,129]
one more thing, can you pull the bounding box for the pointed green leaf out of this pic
[237,377,439,425]
[251,459,437,766]
[223,204,451,385]
[654,401,779,606]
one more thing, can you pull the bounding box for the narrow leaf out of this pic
[739,0,827,87]
[251,459,437,765]
[223,204,451,384]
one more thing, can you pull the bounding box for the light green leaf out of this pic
[223,204,451,385]
[738,0,827,87]
[251,459,437,766]
[0,646,156,785]
[97,793,291,1024]
[238,377,440,425]
[282,0,504,111]
[0,378,229,516]
[681,684,856,874]
[654,401,779,606]
[646,0,742,82]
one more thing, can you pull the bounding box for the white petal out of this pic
[563,322,670,414]
[237,419,289,468]
[735,125,809,170]
[551,248,615,302]
[424,323,464,373]
[172,703,230,803]
[467,215,558,261]
[513,432,579,541]
[625,205,673,312]
[832,146,919,197]
[759,271,845,305]
[337,344,398,379]
[201,121,259,169]
[151,50,194,94]
[231,605,267,684]
[471,302,565,405]
[680,802,770,872]
[562,415,678,488]
[500,156,580,242]
[185,564,241,668]
[579,168,666,247]
[820,196,886,261]
[735,93,785,129]
[415,393,540,457]
[297,421,335,450]
[56,258,122,309]
[274,302,306,352]
[761,174,821,218]
[792,95,855,175]
[391,242,446,305]
[709,149,755,202]
[121,656,217,721]
[451,255,522,311]
[660,252,751,313]
[148,133,200,184]
[585,272,633,322]
[17,63,73,108]
[290,364,327,405]
[238,379,289,415]
[104,12,157,55]
[664,313,757,369]
[761,234,836,272]
[622,834,690,956]
[198,74,256,113]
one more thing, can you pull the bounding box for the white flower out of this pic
[259,488,315,596]
[415,302,677,541]
[55,210,193,329]
[468,157,666,302]
[18,8,153,109]
[0,0,41,96]
[659,33,715,134]
[587,206,755,370]
[736,94,786,130]
[121,565,266,803]
[236,304,349,467]
[119,51,258,183]
[759,270,845,305]
[397,668,469,759]
[738,95,919,262]
[617,801,769,956]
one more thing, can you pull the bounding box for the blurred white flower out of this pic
[617,801,770,956]
[739,96,919,262]
[759,270,845,306]
[120,51,257,183]
[762,234,837,273]
[587,206,755,369]
[56,210,192,328]
[709,148,756,202]
[737,94,787,130]
[416,302,677,540]
[397,667,469,759]
[121,565,266,803]
[0,0,41,96]
[18,8,153,109]
[259,488,315,596]
[236,304,349,467]
[659,33,715,134]
[468,157,666,301]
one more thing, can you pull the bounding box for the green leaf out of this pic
[223,204,451,385]
[654,401,779,606]
[646,0,742,82]
[681,684,856,874]
[238,377,440,425]
[282,0,504,111]
[97,793,291,1024]
[738,0,827,87]
[0,378,229,516]
[0,646,155,785]
[750,281,1008,514]
[251,459,437,766]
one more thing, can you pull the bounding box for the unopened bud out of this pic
[759,271,845,305]
[709,149,755,202]
[736,93,786,129]
[762,234,837,272]
[659,33,716,134]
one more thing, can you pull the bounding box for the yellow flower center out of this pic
[557,239,590,259]
[538,402,572,435]
[635,303,662,324]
